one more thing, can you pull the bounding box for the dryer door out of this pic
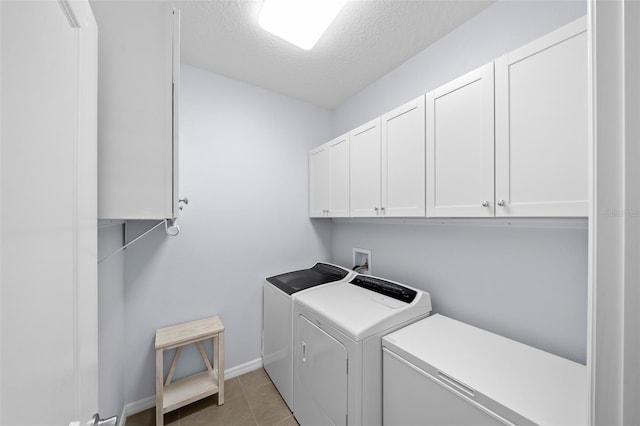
[295,315,348,426]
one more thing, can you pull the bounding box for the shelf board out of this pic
[163,370,220,413]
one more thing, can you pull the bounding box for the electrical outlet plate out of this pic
[353,248,371,275]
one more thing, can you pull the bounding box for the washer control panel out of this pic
[349,275,417,304]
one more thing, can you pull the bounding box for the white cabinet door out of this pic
[92,2,180,219]
[328,134,350,217]
[427,64,495,217]
[495,17,588,217]
[1,1,98,424]
[309,145,330,217]
[382,96,426,217]
[350,118,382,217]
[309,133,350,218]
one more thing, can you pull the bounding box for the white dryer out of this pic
[263,262,355,410]
[293,274,432,426]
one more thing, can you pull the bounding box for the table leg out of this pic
[156,348,164,426]
[218,331,225,405]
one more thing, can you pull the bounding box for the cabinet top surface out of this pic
[155,315,224,349]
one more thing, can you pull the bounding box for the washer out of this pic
[293,274,432,426]
[263,262,355,410]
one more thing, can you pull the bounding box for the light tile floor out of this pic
[126,369,298,426]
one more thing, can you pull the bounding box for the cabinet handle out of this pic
[482,201,489,207]
[437,371,475,398]
[497,200,505,207]
[374,207,379,214]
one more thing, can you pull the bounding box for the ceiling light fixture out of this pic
[258,0,347,50]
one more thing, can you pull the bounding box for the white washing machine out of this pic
[263,262,355,410]
[293,274,432,426]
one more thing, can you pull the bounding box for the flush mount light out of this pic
[258,0,347,50]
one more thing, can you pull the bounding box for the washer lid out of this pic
[265,262,351,295]
[295,277,431,341]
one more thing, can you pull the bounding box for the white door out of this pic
[0,1,98,424]
[296,315,348,426]
[328,134,350,217]
[382,96,426,217]
[310,144,330,217]
[427,64,495,217]
[495,17,588,217]
[350,118,382,217]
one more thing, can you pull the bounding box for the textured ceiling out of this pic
[178,0,495,109]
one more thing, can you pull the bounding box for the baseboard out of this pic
[118,357,264,425]
[225,357,263,379]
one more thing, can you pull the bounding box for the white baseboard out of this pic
[225,357,263,379]
[118,357,264,426]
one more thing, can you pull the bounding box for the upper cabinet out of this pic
[92,1,181,219]
[382,96,426,217]
[427,64,495,217]
[495,17,588,217]
[309,134,350,218]
[350,118,382,217]
[310,17,588,220]
[349,96,426,218]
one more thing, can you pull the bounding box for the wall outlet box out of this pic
[353,248,371,275]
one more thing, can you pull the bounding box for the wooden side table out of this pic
[155,316,225,426]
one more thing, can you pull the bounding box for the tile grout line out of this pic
[239,374,261,426]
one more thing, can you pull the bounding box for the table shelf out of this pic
[155,316,225,426]
[163,370,220,413]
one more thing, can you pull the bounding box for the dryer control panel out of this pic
[350,276,417,304]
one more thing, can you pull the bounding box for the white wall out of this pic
[332,219,588,363]
[120,65,333,403]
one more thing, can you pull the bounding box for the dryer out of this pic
[293,274,431,426]
[263,262,355,410]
